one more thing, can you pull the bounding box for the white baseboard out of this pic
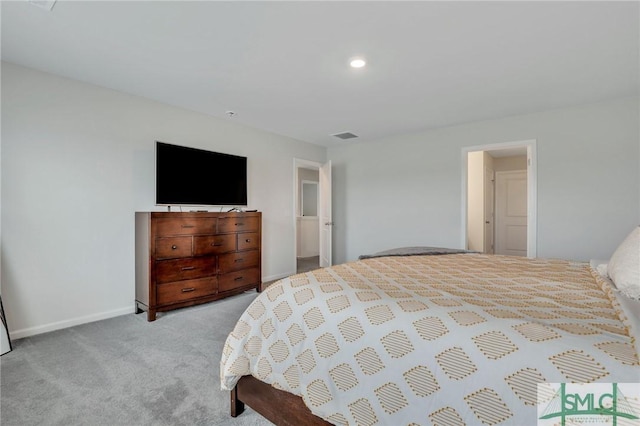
[11,273,299,339]
[10,306,135,340]
[263,271,295,283]
[297,253,320,259]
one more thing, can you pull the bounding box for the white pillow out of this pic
[607,226,640,299]
[596,263,608,279]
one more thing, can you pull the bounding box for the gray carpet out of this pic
[296,256,319,274]
[1,291,273,426]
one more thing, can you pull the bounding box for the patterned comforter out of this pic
[220,254,639,425]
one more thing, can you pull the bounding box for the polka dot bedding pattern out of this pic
[220,254,639,425]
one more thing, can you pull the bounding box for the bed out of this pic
[221,234,639,425]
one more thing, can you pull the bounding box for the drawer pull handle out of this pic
[211,243,222,247]
[181,266,196,271]
[235,223,244,226]
[245,239,251,243]
[234,259,244,263]
[234,276,244,281]
[181,287,196,293]
[171,245,178,250]
[182,225,195,228]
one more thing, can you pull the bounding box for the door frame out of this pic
[461,139,537,257]
[293,158,326,273]
[318,160,332,268]
[483,166,495,254]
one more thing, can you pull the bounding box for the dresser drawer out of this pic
[219,268,260,293]
[156,236,192,259]
[218,216,259,234]
[156,277,217,305]
[155,256,216,284]
[155,218,216,236]
[218,250,260,273]
[193,234,236,256]
[237,232,259,251]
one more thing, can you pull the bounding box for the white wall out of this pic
[493,155,527,172]
[328,97,639,263]
[1,63,325,338]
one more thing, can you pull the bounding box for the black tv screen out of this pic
[155,142,247,206]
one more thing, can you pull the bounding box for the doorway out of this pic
[494,170,528,256]
[293,159,332,274]
[462,140,537,257]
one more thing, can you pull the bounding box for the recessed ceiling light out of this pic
[350,58,366,68]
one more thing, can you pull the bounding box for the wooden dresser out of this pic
[135,211,262,321]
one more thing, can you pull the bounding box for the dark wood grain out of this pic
[156,277,217,304]
[218,268,260,293]
[155,256,217,284]
[155,217,216,236]
[193,234,236,255]
[232,375,333,426]
[218,216,259,233]
[155,236,192,260]
[237,232,260,251]
[218,250,260,273]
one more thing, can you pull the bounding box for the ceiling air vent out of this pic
[332,132,359,140]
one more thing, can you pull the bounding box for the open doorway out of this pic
[297,169,320,273]
[462,141,537,257]
[293,159,332,274]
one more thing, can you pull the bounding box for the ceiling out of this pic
[2,1,638,147]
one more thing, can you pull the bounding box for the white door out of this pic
[319,161,332,267]
[483,167,495,254]
[495,170,527,256]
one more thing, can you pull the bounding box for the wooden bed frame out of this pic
[231,375,332,425]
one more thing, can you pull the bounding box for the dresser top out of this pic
[137,211,261,219]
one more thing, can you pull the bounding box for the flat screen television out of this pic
[155,141,247,206]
